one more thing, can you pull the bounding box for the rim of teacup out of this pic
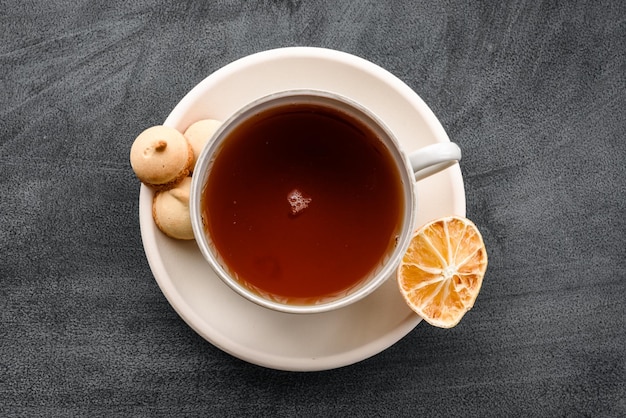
[189,89,418,314]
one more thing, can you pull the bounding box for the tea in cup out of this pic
[190,90,460,314]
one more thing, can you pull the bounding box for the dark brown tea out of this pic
[202,102,405,304]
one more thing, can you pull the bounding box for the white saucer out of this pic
[139,47,466,371]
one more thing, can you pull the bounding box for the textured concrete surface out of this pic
[1,1,624,416]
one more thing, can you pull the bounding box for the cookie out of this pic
[152,176,194,240]
[184,119,222,171]
[130,125,193,190]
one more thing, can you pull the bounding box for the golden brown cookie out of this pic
[183,119,222,171]
[130,126,193,191]
[152,177,194,240]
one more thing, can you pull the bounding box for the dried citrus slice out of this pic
[397,216,488,328]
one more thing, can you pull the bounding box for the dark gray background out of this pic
[1,1,624,416]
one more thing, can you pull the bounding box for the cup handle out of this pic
[408,142,462,181]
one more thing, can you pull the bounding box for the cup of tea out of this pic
[190,89,461,314]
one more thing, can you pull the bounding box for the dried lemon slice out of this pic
[397,216,488,328]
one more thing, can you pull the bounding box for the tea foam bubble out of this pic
[288,189,312,215]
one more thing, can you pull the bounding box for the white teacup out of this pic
[190,89,460,314]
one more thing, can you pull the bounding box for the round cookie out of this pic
[130,125,193,190]
[184,119,222,171]
[152,177,194,240]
